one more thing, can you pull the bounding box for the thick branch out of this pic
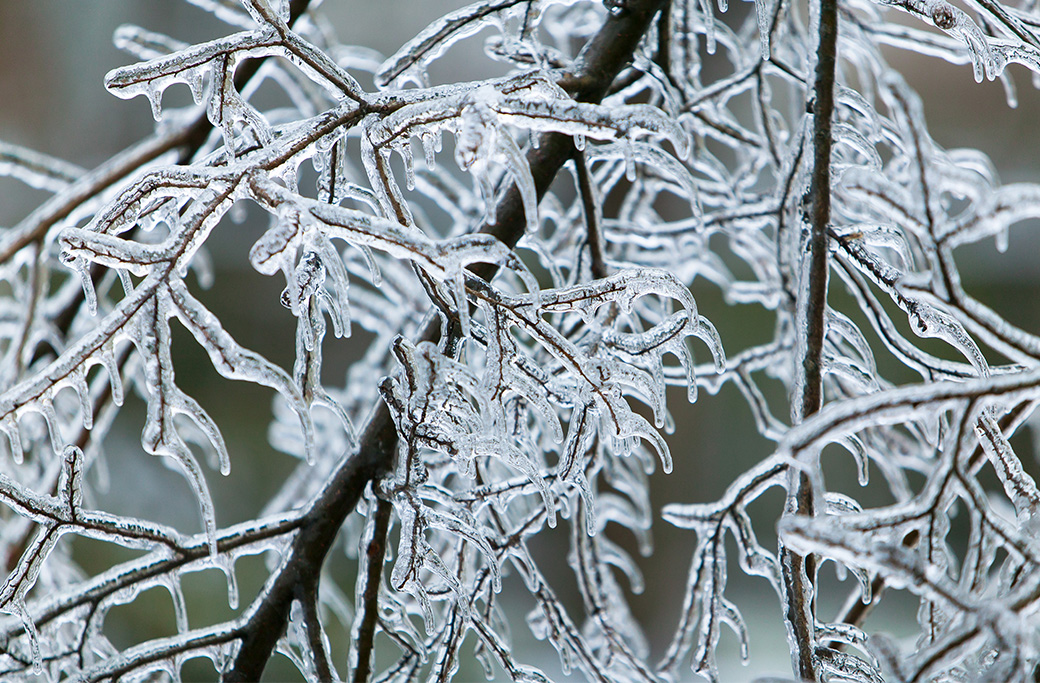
[784,0,838,678]
[225,1,668,678]
[802,0,837,420]
[225,408,397,682]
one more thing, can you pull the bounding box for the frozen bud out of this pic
[931,3,956,30]
[281,251,325,310]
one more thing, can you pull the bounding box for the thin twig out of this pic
[353,496,393,683]
[300,576,335,682]
[574,150,609,280]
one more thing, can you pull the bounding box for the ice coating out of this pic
[6,0,1040,679]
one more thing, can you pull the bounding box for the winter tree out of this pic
[2,0,1040,679]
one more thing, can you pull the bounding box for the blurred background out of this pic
[2,1,1040,680]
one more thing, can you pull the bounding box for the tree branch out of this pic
[226,1,668,678]
[574,150,609,280]
[802,0,837,420]
[300,575,334,682]
[31,0,316,365]
[783,0,838,677]
[352,496,393,683]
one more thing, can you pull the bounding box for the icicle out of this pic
[217,554,240,610]
[73,367,93,431]
[12,601,41,674]
[2,415,23,464]
[398,140,416,191]
[39,398,64,454]
[164,574,190,634]
[575,470,597,537]
[187,69,205,104]
[1000,69,1018,109]
[182,453,219,556]
[422,131,438,169]
[753,0,772,58]
[354,244,382,287]
[100,343,125,406]
[186,394,231,476]
[452,271,472,339]
[146,83,164,121]
[478,171,498,226]
[60,254,98,316]
[317,236,351,338]
[905,298,989,377]
[118,269,134,298]
[995,226,1009,253]
[720,598,750,663]
[496,128,539,233]
[697,0,717,55]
